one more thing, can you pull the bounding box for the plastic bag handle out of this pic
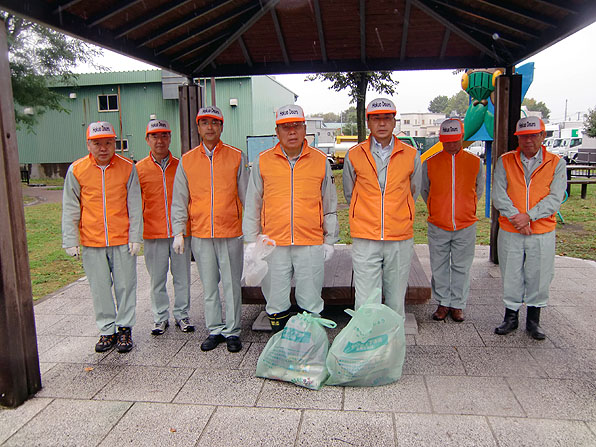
[299,311,337,328]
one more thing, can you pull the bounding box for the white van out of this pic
[559,137,582,162]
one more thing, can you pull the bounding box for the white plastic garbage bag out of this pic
[242,234,276,286]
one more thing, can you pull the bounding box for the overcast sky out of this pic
[90,21,596,124]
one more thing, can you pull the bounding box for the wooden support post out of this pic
[490,71,522,264]
[178,81,203,155]
[0,20,41,408]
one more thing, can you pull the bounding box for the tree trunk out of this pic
[356,73,368,143]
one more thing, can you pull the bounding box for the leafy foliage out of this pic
[583,108,596,138]
[306,72,399,142]
[522,97,550,119]
[2,12,103,130]
[428,95,448,113]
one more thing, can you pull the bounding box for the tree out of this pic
[2,13,104,130]
[428,95,448,113]
[307,72,399,142]
[522,97,550,119]
[309,111,340,123]
[445,90,470,117]
[584,108,596,138]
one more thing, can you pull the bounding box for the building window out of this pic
[415,131,418,136]
[116,139,128,152]
[404,120,410,124]
[422,120,425,124]
[98,94,119,112]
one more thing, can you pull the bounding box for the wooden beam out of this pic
[114,0,195,39]
[271,9,289,66]
[400,0,411,61]
[173,33,228,64]
[238,36,253,67]
[136,0,236,48]
[313,0,327,63]
[360,0,366,63]
[154,3,257,56]
[473,0,558,28]
[87,0,144,28]
[439,28,450,60]
[52,0,84,14]
[412,0,501,62]
[0,19,41,408]
[192,0,281,75]
[460,23,525,48]
[431,0,540,40]
[490,73,522,264]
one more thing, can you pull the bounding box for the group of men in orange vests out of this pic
[62,98,563,354]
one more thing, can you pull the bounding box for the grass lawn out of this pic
[334,169,595,260]
[25,203,84,299]
[23,171,594,300]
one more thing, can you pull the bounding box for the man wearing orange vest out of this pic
[493,116,566,340]
[343,98,421,318]
[137,120,192,336]
[62,121,143,353]
[421,118,484,322]
[243,104,339,332]
[171,106,249,352]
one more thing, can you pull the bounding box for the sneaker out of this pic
[151,320,169,336]
[116,327,134,353]
[175,318,195,333]
[200,334,225,351]
[95,334,117,353]
[226,336,242,353]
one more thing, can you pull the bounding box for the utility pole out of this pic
[564,99,568,121]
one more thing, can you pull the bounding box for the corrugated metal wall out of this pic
[17,80,180,163]
[17,71,297,164]
[202,77,252,152]
[251,76,297,136]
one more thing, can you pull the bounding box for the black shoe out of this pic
[526,306,546,340]
[226,336,242,352]
[267,310,291,333]
[116,327,134,353]
[200,334,225,351]
[495,308,519,335]
[95,334,117,353]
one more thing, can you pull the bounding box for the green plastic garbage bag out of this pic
[256,312,336,390]
[326,289,406,387]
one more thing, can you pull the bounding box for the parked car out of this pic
[556,137,582,162]
[465,141,485,159]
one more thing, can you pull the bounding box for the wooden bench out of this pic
[241,244,431,306]
[567,178,596,199]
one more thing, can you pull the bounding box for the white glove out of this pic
[128,242,141,256]
[65,246,80,258]
[323,244,335,261]
[244,242,256,262]
[172,234,185,254]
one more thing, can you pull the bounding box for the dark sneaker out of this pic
[226,336,242,353]
[116,327,134,353]
[200,334,225,351]
[175,318,195,333]
[151,320,169,336]
[95,334,117,353]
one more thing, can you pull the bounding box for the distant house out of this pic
[398,112,446,137]
[17,70,296,178]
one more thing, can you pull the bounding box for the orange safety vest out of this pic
[498,147,559,234]
[348,137,417,241]
[137,151,182,239]
[258,142,327,246]
[426,149,481,231]
[71,153,134,247]
[181,141,244,238]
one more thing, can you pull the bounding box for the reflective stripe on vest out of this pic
[259,143,326,246]
[426,149,480,231]
[348,137,417,241]
[498,147,559,234]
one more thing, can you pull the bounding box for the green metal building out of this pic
[17,70,296,177]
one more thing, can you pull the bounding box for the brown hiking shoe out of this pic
[95,334,117,353]
[116,327,133,353]
[450,308,465,322]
